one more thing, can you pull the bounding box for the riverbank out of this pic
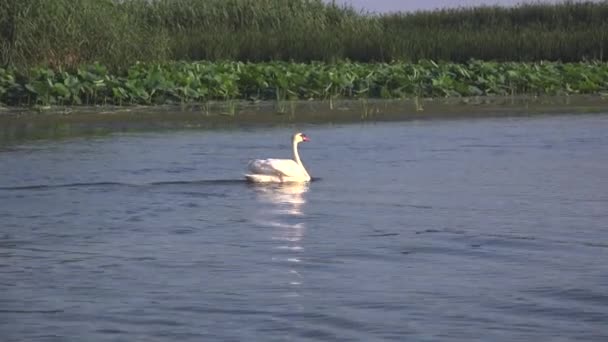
[2,95,607,145]
[2,61,608,107]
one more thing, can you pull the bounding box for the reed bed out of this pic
[1,0,607,71]
[2,61,607,106]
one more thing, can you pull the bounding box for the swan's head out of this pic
[293,132,309,144]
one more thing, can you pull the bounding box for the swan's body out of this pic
[245,133,311,183]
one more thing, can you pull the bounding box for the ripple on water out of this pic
[1,114,608,341]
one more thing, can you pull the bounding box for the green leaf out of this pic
[53,83,70,97]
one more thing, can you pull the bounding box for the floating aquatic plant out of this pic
[1,60,608,107]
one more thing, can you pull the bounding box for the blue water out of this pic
[1,113,607,341]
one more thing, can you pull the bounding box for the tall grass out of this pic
[379,2,608,62]
[1,0,607,71]
[0,0,170,71]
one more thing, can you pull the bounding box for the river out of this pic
[1,107,607,341]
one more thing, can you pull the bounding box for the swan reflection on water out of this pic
[251,182,310,297]
[251,182,310,217]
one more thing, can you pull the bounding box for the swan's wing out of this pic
[248,159,302,177]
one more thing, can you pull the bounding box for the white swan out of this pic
[245,133,311,183]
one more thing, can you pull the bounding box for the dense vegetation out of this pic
[1,0,607,71]
[2,61,607,106]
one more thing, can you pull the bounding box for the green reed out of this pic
[1,0,607,72]
[0,0,170,71]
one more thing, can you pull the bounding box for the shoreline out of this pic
[1,95,607,145]
[2,94,607,118]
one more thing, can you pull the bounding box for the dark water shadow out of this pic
[0,178,322,191]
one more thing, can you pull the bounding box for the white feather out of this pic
[248,159,305,177]
[245,133,311,183]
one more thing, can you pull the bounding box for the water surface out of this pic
[1,112,608,341]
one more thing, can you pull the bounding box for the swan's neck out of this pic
[292,141,310,177]
[292,141,303,166]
